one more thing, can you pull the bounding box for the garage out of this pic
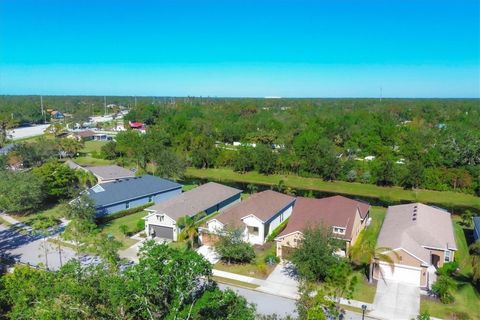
[378,262,421,286]
[149,225,174,240]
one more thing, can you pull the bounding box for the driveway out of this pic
[197,245,220,264]
[369,279,420,320]
[257,262,299,299]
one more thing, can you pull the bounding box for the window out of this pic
[445,250,451,262]
[332,227,346,235]
[125,202,130,209]
[279,213,284,223]
[148,196,153,202]
[250,226,259,236]
[157,215,164,222]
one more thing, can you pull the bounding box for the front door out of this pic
[431,254,440,268]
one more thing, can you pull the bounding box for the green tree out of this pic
[432,274,455,304]
[32,161,78,199]
[0,171,45,213]
[374,155,397,186]
[402,160,425,189]
[215,228,256,264]
[461,210,473,227]
[119,224,129,238]
[291,226,342,282]
[153,149,186,180]
[233,146,255,173]
[469,242,480,284]
[255,144,277,175]
[66,194,96,222]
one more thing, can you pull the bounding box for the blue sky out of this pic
[0,0,478,97]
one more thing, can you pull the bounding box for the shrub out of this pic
[266,218,289,242]
[215,229,256,264]
[437,261,459,276]
[264,254,279,265]
[432,274,455,304]
[96,202,153,224]
[136,219,145,232]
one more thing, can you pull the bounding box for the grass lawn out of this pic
[351,271,377,303]
[214,242,277,279]
[74,156,114,166]
[81,140,108,153]
[13,203,67,223]
[186,168,480,212]
[98,210,148,249]
[420,219,480,319]
[212,276,259,289]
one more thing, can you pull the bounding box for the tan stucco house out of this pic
[275,195,370,259]
[373,203,457,288]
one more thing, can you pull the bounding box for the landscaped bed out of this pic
[214,242,278,279]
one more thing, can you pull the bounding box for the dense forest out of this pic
[1,96,479,195]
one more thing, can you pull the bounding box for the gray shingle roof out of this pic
[377,203,457,264]
[87,175,182,208]
[148,182,242,221]
[86,165,135,181]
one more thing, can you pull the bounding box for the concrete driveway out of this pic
[369,280,420,320]
[197,245,220,264]
[257,262,299,299]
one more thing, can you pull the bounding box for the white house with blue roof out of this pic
[86,175,182,217]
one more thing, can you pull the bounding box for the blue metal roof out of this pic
[87,175,182,208]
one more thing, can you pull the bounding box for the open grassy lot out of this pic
[186,168,480,212]
[214,242,277,279]
[420,218,480,319]
[351,272,377,303]
[74,156,114,166]
[81,140,108,153]
[98,210,147,249]
[13,203,67,223]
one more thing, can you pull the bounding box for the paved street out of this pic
[0,223,77,271]
[7,124,49,140]
[369,279,420,320]
[219,283,376,319]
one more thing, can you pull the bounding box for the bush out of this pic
[264,254,279,265]
[215,229,256,264]
[437,261,459,276]
[136,219,145,232]
[266,218,289,242]
[432,274,455,304]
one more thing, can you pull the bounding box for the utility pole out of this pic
[40,95,46,124]
[380,87,383,102]
[134,96,137,108]
[104,96,107,116]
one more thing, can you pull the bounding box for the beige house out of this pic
[275,195,370,259]
[373,203,457,288]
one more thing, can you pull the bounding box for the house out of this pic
[129,121,146,133]
[51,110,65,119]
[86,165,135,183]
[206,190,296,245]
[373,203,457,288]
[144,182,242,241]
[85,175,182,217]
[70,130,96,141]
[275,195,370,259]
[473,216,480,242]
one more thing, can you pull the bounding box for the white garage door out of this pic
[378,262,421,286]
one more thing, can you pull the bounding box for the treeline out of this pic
[106,98,479,195]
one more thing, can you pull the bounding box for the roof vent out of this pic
[412,217,417,221]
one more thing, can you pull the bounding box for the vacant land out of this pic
[74,156,113,166]
[81,140,108,154]
[186,168,480,212]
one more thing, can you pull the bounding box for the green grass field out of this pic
[98,210,147,249]
[81,140,108,153]
[186,168,480,212]
[74,156,114,166]
[13,203,67,223]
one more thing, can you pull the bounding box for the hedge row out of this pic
[96,202,154,224]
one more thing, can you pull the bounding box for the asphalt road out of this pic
[0,223,77,270]
[219,283,376,320]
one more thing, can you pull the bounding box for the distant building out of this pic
[86,165,135,183]
[85,175,182,217]
[474,216,480,242]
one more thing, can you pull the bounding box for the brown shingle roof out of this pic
[277,195,370,241]
[213,190,295,226]
[75,130,96,138]
[377,203,457,264]
[148,182,242,221]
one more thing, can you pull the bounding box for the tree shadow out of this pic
[282,261,300,281]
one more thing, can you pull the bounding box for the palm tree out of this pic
[177,215,199,250]
[349,239,398,283]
